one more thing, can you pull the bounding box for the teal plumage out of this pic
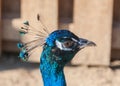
[17,20,96,86]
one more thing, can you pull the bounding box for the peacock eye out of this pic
[63,41,74,48]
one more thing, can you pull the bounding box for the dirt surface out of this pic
[0,54,120,86]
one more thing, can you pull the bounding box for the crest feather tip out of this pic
[17,43,24,49]
[19,50,29,61]
[23,21,29,26]
[19,31,27,36]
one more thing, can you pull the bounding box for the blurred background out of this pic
[0,0,120,86]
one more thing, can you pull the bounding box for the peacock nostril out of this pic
[81,40,88,43]
[78,38,88,45]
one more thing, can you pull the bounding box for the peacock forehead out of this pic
[46,30,79,46]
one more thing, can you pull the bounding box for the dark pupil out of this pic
[66,42,69,45]
[64,41,73,48]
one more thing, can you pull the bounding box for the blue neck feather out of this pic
[40,46,67,86]
[40,45,78,86]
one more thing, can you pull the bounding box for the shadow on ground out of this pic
[0,53,39,71]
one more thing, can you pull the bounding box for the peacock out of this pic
[17,17,96,86]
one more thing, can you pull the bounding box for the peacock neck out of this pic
[40,46,66,86]
[40,67,66,86]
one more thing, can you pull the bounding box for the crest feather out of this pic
[17,16,49,61]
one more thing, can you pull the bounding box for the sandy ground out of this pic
[0,54,120,86]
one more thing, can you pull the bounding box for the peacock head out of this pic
[43,29,96,64]
[17,21,96,64]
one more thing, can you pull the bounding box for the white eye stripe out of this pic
[55,40,63,50]
[55,40,73,51]
[71,38,78,42]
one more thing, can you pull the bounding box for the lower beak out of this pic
[78,38,96,49]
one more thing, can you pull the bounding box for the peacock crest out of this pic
[17,15,49,61]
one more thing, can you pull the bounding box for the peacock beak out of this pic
[78,38,96,49]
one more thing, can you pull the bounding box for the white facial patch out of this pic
[55,40,73,51]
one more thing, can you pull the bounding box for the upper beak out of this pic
[78,38,96,49]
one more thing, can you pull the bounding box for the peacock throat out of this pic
[40,46,66,86]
